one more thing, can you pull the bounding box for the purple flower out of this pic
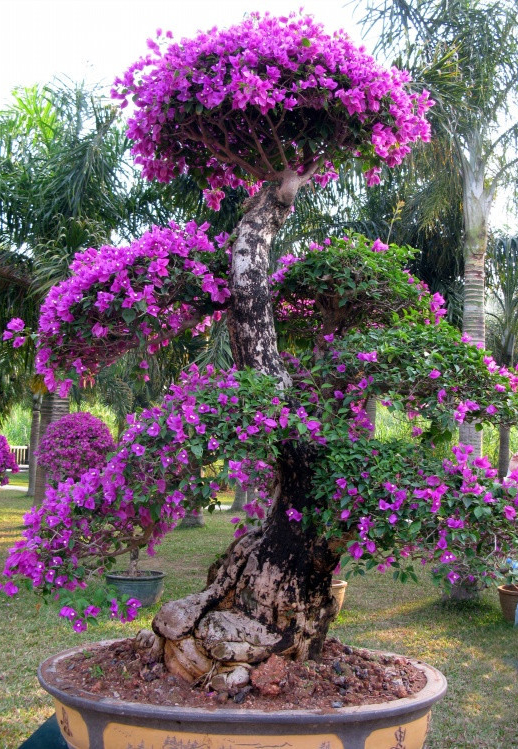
[83,605,101,618]
[357,351,377,362]
[504,505,516,521]
[6,318,25,332]
[428,369,441,379]
[286,508,302,522]
[1,580,19,596]
[440,551,457,564]
[348,542,364,559]
[371,238,389,252]
[59,606,77,620]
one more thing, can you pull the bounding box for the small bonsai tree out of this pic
[2,13,518,687]
[35,412,115,485]
[0,435,19,486]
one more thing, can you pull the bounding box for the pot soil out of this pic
[497,584,518,623]
[104,570,165,607]
[39,638,447,749]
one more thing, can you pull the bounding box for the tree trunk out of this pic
[230,485,247,512]
[180,509,205,528]
[141,176,343,687]
[152,440,341,686]
[27,394,42,497]
[33,393,70,504]
[498,423,511,480]
[458,144,494,457]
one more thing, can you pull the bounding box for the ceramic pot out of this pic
[497,584,518,623]
[39,640,447,749]
[104,570,165,607]
[331,578,348,611]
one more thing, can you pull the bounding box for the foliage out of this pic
[0,434,19,486]
[35,412,115,485]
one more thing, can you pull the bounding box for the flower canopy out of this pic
[112,11,432,203]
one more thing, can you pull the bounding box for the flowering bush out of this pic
[35,412,115,485]
[2,234,518,623]
[0,435,19,486]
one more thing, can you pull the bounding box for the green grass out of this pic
[0,475,517,748]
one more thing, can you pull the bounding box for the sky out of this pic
[0,0,365,102]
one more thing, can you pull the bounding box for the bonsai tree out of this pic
[2,13,518,687]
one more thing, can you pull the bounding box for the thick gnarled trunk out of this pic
[142,176,342,686]
[151,441,340,686]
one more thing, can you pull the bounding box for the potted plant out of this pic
[35,411,165,605]
[104,548,165,607]
[2,12,518,749]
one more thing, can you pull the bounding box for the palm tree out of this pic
[0,82,136,499]
[353,0,518,455]
[486,235,518,477]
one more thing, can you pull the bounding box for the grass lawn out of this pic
[0,475,517,748]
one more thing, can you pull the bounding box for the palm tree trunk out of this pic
[458,150,494,457]
[26,394,42,497]
[34,393,70,504]
[230,485,247,512]
[498,423,511,480]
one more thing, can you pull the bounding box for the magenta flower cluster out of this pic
[112,12,432,199]
[31,220,229,396]
[35,412,115,484]
[0,435,19,487]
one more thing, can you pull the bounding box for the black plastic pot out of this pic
[104,570,165,607]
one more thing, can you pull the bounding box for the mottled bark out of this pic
[143,176,343,686]
[151,441,341,685]
[226,178,300,387]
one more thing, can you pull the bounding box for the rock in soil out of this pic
[49,637,427,712]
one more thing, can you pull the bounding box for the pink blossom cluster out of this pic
[35,412,115,484]
[2,317,25,347]
[329,442,518,586]
[32,221,230,395]
[112,12,432,196]
[0,435,19,486]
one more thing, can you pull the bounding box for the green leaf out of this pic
[301,37,311,47]
[122,308,136,324]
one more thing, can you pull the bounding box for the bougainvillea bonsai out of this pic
[2,13,518,688]
[0,435,19,487]
[35,412,115,485]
